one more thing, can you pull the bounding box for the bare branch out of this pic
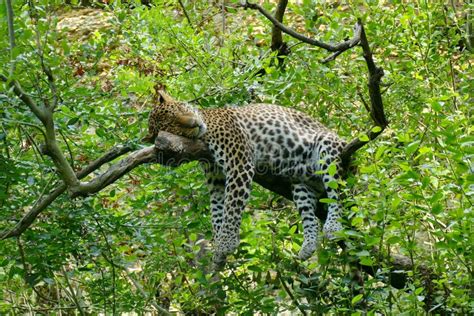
[177,0,193,27]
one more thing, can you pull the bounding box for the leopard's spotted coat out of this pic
[144,91,346,265]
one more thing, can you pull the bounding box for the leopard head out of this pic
[142,90,207,143]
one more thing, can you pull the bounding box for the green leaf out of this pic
[355,250,370,257]
[371,126,382,133]
[406,141,420,155]
[352,294,363,305]
[319,198,336,204]
[247,265,263,272]
[289,225,297,234]
[96,128,106,137]
[387,236,401,245]
[360,257,373,266]
[432,203,443,215]
[358,134,370,142]
[328,163,337,177]
[67,117,79,126]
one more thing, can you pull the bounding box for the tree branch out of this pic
[270,0,287,51]
[70,146,157,198]
[0,74,47,123]
[6,0,16,76]
[1,131,436,293]
[0,145,134,239]
[177,0,193,27]
[240,2,387,165]
[241,0,361,61]
[340,19,388,165]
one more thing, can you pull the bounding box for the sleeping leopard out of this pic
[143,90,346,266]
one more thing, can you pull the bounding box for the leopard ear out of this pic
[156,89,175,104]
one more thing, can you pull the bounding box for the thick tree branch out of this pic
[40,114,82,190]
[1,131,436,292]
[71,146,157,198]
[270,0,290,66]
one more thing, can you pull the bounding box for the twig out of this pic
[163,26,219,86]
[442,5,458,110]
[2,118,47,139]
[6,0,16,76]
[124,270,172,315]
[277,271,307,315]
[177,0,193,26]
[94,217,116,315]
[61,267,86,316]
[0,74,47,124]
[28,0,59,110]
[221,0,226,44]
[357,89,370,114]
[58,129,75,171]
[17,238,59,304]
[100,251,171,315]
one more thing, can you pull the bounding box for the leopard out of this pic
[143,90,347,266]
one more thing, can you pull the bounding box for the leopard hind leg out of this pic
[292,183,321,260]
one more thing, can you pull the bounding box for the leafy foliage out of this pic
[0,0,472,314]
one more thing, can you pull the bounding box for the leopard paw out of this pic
[212,252,227,270]
[323,220,343,239]
[298,241,318,260]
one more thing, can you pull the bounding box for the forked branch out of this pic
[240,0,362,63]
[241,1,388,165]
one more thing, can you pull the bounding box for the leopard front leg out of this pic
[213,161,254,266]
[204,168,226,238]
[321,156,344,239]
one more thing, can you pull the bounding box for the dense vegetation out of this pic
[1,0,472,314]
